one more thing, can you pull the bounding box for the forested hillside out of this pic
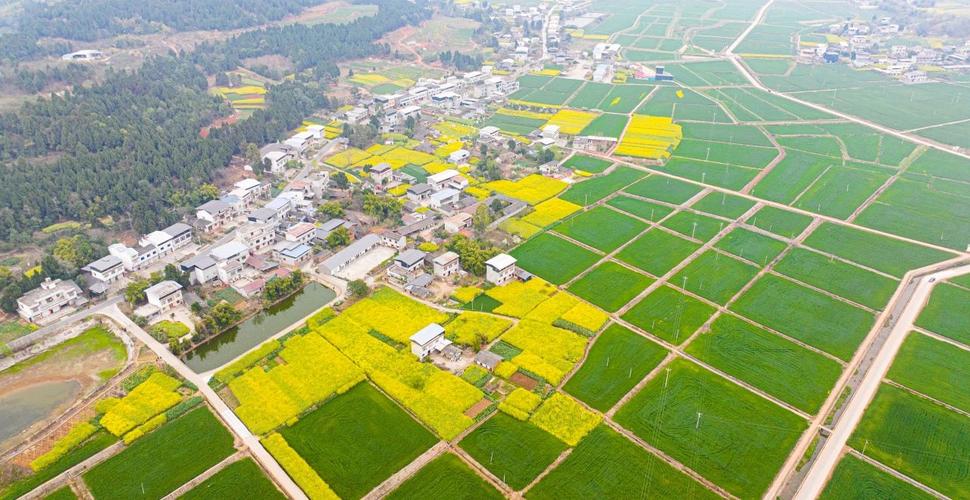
[0,0,430,242]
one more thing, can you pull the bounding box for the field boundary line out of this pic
[361,441,449,500]
[160,450,245,500]
[846,449,948,499]
[912,326,970,353]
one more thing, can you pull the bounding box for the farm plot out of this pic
[510,233,602,285]
[546,109,599,135]
[750,150,838,203]
[512,77,584,107]
[734,23,797,55]
[483,113,547,135]
[671,250,759,304]
[579,113,629,138]
[599,85,654,113]
[459,413,567,490]
[387,454,503,500]
[445,313,513,347]
[706,87,831,121]
[889,332,970,413]
[615,115,683,160]
[683,122,773,147]
[915,283,970,345]
[749,205,813,238]
[181,458,284,500]
[614,359,807,498]
[907,148,970,183]
[484,174,567,205]
[624,175,703,204]
[803,223,954,277]
[773,247,898,310]
[848,384,970,498]
[664,60,749,87]
[562,154,612,174]
[554,207,648,252]
[662,158,761,190]
[521,198,582,228]
[692,192,756,219]
[730,274,873,360]
[606,195,674,221]
[674,139,778,169]
[661,211,728,242]
[793,166,891,220]
[563,324,668,411]
[527,425,718,499]
[616,229,702,276]
[686,315,843,414]
[279,383,437,500]
[568,262,654,312]
[854,177,970,251]
[622,286,717,344]
[821,454,933,500]
[560,167,646,206]
[715,227,788,266]
[568,82,613,109]
[638,86,732,123]
[83,407,235,500]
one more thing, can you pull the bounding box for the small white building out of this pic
[427,169,463,192]
[319,234,381,276]
[370,163,393,186]
[17,278,86,323]
[447,150,471,164]
[542,125,560,140]
[433,251,460,277]
[83,255,125,284]
[485,253,517,285]
[429,188,461,209]
[409,323,450,360]
[211,241,251,265]
[443,212,473,234]
[136,281,184,320]
[285,222,317,246]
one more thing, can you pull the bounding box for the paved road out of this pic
[98,305,308,500]
[6,296,123,353]
[793,263,970,499]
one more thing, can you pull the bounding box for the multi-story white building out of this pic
[109,222,192,271]
[136,281,184,320]
[433,251,460,277]
[83,255,125,284]
[236,222,277,253]
[17,278,86,323]
[485,254,517,285]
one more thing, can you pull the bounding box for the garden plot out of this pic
[459,413,567,490]
[181,458,284,500]
[682,122,773,147]
[773,247,898,310]
[662,157,761,190]
[692,192,756,219]
[802,223,954,278]
[889,332,970,413]
[730,274,873,361]
[793,166,891,220]
[624,175,703,204]
[661,211,728,242]
[748,206,813,239]
[622,286,717,344]
[715,227,788,266]
[528,425,717,499]
[510,233,602,285]
[915,283,970,346]
[671,250,759,304]
[560,167,646,206]
[854,177,970,251]
[638,86,732,124]
[686,315,843,414]
[906,148,970,183]
[606,195,673,221]
[579,113,629,138]
[848,384,970,498]
[616,228,702,277]
[387,454,503,500]
[821,454,933,500]
[750,150,839,203]
[568,262,654,312]
[562,154,612,174]
[674,139,778,169]
[563,324,668,411]
[554,207,648,252]
[614,359,807,498]
[83,407,235,500]
[279,383,437,500]
[706,87,831,121]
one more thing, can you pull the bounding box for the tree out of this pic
[0,283,22,313]
[490,198,505,215]
[163,264,190,288]
[52,235,99,268]
[348,279,369,299]
[362,193,402,222]
[317,201,345,218]
[472,204,492,235]
[333,171,350,189]
[124,279,151,305]
[446,235,499,276]
[326,226,351,248]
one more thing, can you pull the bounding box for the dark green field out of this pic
[820,454,933,500]
[181,458,284,500]
[692,192,756,219]
[527,425,718,500]
[387,453,503,500]
[686,315,843,414]
[625,176,704,204]
[730,274,873,360]
[614,359,807,498]
[802,223,953,278]
[568,262,654,312]
[459,413,567,490]
[773,247,898,310]
[914,283,970,345]
[83,407,235,500]
[672,250,758,304]
[622,286,716,344]
[888,332,970,413]
[562,154,612,173]
[560,167,646,206]
[616,229,702,277]
[749,206,813,238]
[848,384,970,498]
[563,324,668,411]
[715,227,788,266]
[606,195,674,221]
[280,383,437,499]
[661,211,727,242]
[554,207,647,252]
[510,233,602,285]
